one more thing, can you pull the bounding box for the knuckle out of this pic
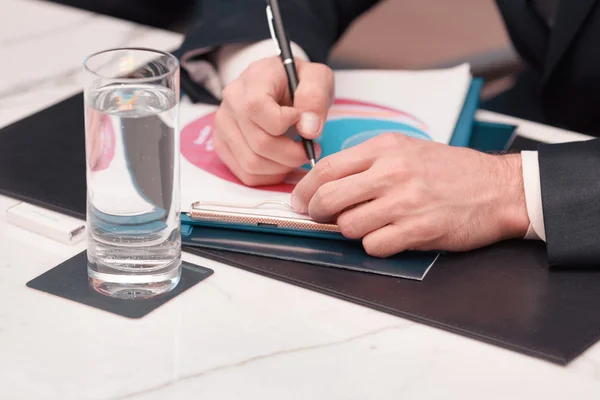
[386,156,408,171]
[401,182,427,208]
[374,157,411,184]
[324,69,335,96]
[301,88,329,109]
[312,182,338,215]
[250,133,272,155]
[411,219,438,243]
[221,84,233,101]
[407,191,425,211]
[243,94,264,116]
[272,119,293,138]
[399,193,419,211]
[213,108,227,132]
[239,171,285,188]
[373,132,403,149]
[239,154,264,175]
[313,63,334,82]
[337,213,362,239]
[362,237,389,258]
[247,57,279,78]
[323,65,335,83]
[313,156,335,184]
[267,56,284,71]
[221,80,240,102]
[238,173,260,187]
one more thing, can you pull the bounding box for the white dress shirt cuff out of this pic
[521,151,546,241]
[180,40,310,101]
[215,39,310,87]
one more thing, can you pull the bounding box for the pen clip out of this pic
[266,5,281,56]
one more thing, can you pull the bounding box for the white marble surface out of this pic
[2,1,600,399]
[0,0,182,128]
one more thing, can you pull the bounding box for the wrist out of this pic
[494,153,530,239]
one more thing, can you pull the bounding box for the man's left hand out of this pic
[291,133,530,257]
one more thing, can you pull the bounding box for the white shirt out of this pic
[183,39,546,241]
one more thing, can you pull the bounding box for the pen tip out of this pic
[310,159,316,168]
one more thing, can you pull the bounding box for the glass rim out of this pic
[83,47,179,82]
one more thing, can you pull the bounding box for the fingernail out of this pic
[290,194,305,213]
[298,112,320,135]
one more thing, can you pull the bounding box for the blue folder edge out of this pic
[181,78,518,280]
[449,77,484,147]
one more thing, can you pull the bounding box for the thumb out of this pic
[293,62,334,139]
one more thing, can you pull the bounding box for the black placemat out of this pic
[185,241,600,365]
[0,94,86,219]
[4,92,600,364]
[27,251,213,319]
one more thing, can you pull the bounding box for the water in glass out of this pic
[86,83,181,299]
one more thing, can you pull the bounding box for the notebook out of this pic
[179,63,480,237]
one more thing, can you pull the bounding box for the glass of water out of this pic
[83,48,181,299]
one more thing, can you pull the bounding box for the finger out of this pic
[362,221,434,258]
[291,144,375,212]
[243,56,294,105]
[231,58,300,136]
[212,130,288,187]
[214,107,291,176]
[294,62,335,139]
[336,198,394,239]
[307,171,376,222]
[237,118,311,168]
[241,87,300,136]
[362,224,411,258]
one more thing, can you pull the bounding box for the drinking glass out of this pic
[83,48,181,299]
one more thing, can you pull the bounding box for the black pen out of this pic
[266,0,317,167]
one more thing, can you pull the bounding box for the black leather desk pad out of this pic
[27,251,214,319]
[3,93,600,363]
[0,93,86,219]
[186,242,600,365]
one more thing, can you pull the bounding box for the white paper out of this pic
[180,64,472,218]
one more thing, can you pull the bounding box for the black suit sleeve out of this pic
[537,139,600,268]
[176,0,379,102]
[494,0,551,74]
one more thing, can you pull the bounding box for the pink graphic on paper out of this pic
[180,98,426,193]
[180,112,301,193]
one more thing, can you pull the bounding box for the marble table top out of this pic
[1,1,600,399]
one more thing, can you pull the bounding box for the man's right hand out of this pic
[213,57,334,186]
